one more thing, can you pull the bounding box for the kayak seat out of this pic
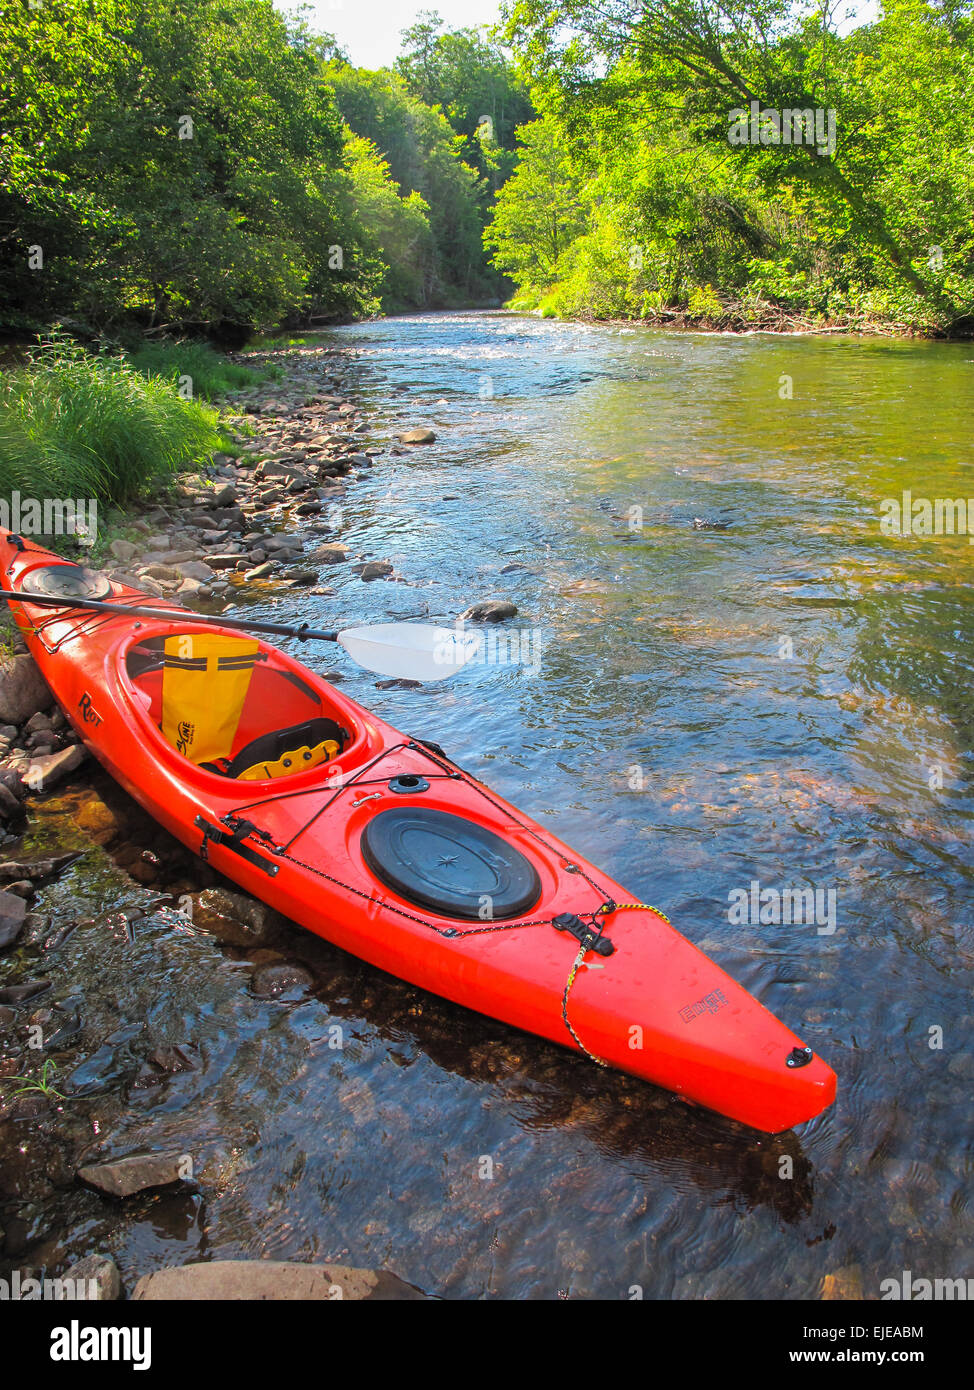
[208,716,349,781]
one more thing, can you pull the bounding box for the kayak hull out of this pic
[2,531,836,1132]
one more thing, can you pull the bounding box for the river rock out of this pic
[0,655,53,725]
[109,538,137,563]
[0,891,27,949]
[397,428,436,445]
[461,599,518,622]
[311,544,348,564]
[0,852,81,881]
[191,887,286,946]
[78,1152,191,1198]
[0,978,51,1005]
[176,560,215,581]
[250,962,314,998]
[132,1261,425,1301]
[0,782,24,821]
[359,561,393,581]
[26,745,86,790]
[58,1254,122,1300]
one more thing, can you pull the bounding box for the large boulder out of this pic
[132,1261,426,1301]
[0,655,53,725]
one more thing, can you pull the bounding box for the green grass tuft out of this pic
[128,339,276,400]
[0,337,222,506]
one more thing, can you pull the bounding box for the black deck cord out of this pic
[222,741,620,944]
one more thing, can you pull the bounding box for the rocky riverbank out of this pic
[0,341,447,838]
[0,338,448,1298]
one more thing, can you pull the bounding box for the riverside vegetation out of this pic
[2,2,972,502]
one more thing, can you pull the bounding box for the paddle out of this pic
[0,588,481,682]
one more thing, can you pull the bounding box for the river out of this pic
[2,311,972,1298]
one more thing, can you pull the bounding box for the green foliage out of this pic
[0,0,376,335]
[343,131,435,310]
[4,1059,65,1101]
[128,340,274,400]
[490,1,974,331]
[0,338,221,505]
[328,63,502,305]
[394,10,535,184]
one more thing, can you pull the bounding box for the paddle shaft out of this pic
[0,588,341,643]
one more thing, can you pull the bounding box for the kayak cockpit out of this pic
[122,630,364,782]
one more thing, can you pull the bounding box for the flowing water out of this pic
[2,312,972,1298]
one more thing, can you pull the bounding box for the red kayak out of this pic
[1,529,835,1132]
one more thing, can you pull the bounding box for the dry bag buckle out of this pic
[552,912,615,957]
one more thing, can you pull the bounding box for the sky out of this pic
[273,1,506,71]
[272,1,881,72]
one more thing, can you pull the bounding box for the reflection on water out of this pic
[2,314,972,1298]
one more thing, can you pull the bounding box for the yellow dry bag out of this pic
[161,634,258,764]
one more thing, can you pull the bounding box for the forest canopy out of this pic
[487,0,974,331]
[1,0,971,339]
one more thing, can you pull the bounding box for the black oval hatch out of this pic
[20,563,112,600]
[361,806,542,921]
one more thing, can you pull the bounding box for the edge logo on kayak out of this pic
[77,692,102,727]
[679,989,729,1024]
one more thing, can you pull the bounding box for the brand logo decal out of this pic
[78,692,102,727]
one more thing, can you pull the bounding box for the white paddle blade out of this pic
[337,623,482,681]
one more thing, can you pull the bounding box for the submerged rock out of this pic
[78,1152,192,1199]
[131,1261,426,1300]
[0,890,27,949]
[0,977,51,1005]
[250,961,314,998]
[461,599,518,622]
[192,886,286,947]
[0,852,81,881]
